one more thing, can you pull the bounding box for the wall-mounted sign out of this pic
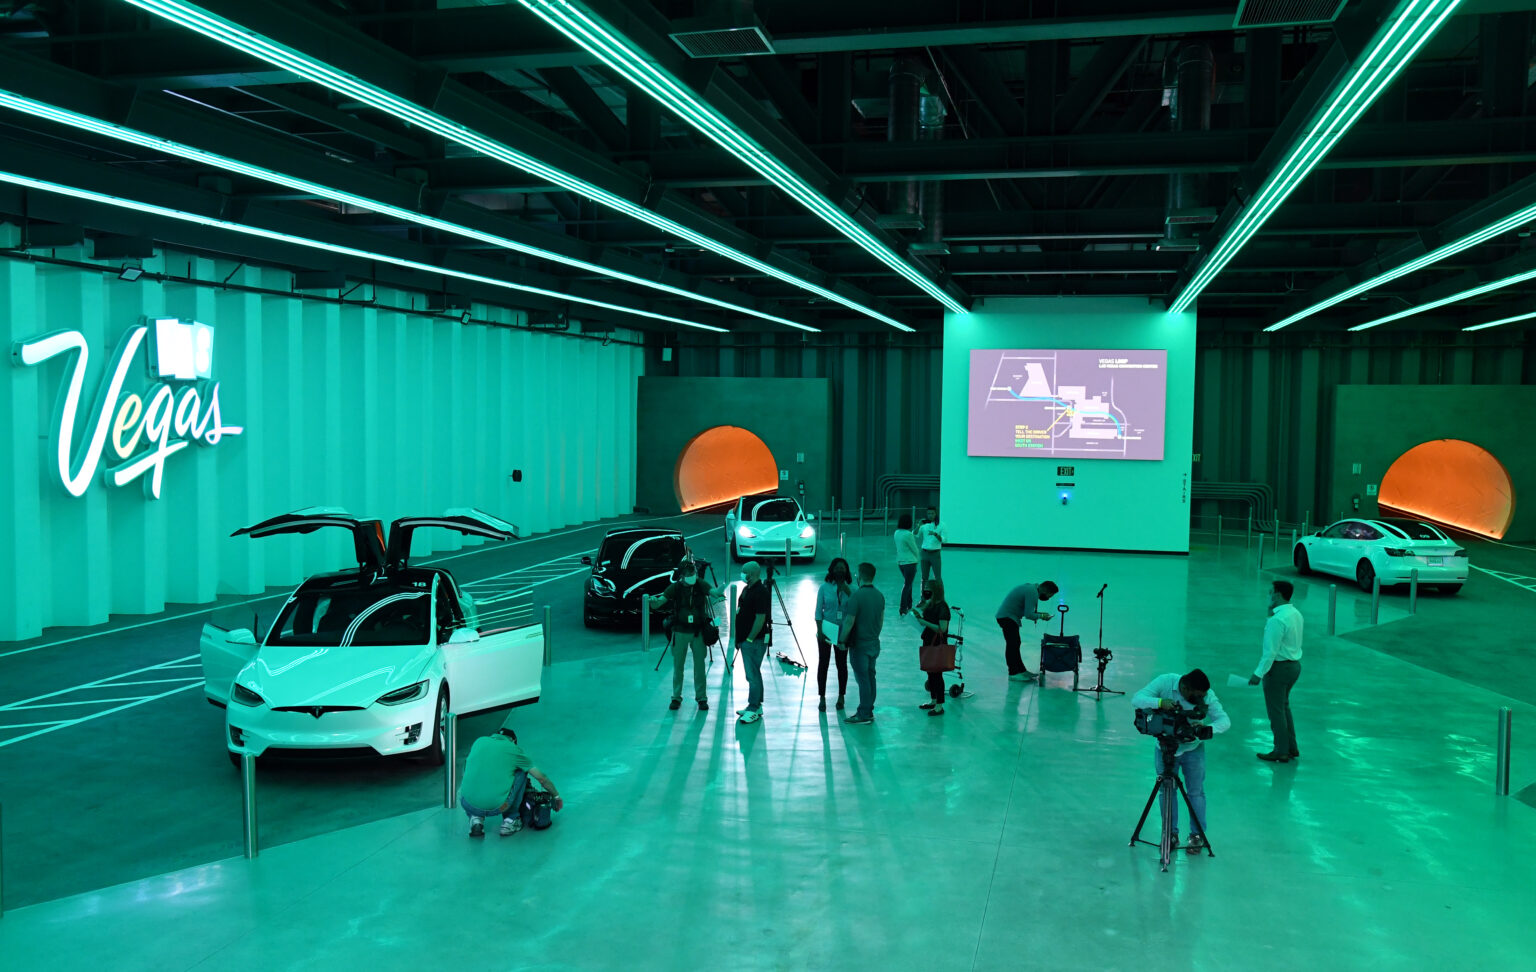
[12,318,243,499]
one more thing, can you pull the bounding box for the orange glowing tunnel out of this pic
[1378,439,1515,539]
[675,426,779,513]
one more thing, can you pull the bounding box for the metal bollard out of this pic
[542,605,552,666]
[839,532,845,553]
[1327,584,1337,636]
[443,712,458,810]
[1258,537,1265,569]
[1217,513,1223,550]
[1496,707,1513,796]
[1246,511,1253,547]
[858,497,865,535]
[641,596,651,652]
[1370,576,1381,625]
[1409,570,1418,615]
[726,585,738,670]
[1,801,5,917]
[1303,510,1311,536]
[1290,528,1297,554]
[1274,521,1280,556]
[241,752,259,859]
[784,540,791,577]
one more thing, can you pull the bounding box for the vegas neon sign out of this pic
[12,318,243,499]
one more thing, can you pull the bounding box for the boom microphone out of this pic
[1097,584,1108,598]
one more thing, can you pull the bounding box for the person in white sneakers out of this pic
[459,720,563,837]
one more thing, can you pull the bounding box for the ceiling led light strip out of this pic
[1349,264,1536,331]
[1169,0,1462,315]
[0,90,813,333]
[513,0,965,316]
[1463,309,1536,332]
[0,169,728,332]
[120,0,909,332]
[1269,200,1536,331]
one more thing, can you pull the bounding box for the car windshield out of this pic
[599,534,684,569]
[1381,519,1443,541]
[751,499,799,522]
[269,588,430,647]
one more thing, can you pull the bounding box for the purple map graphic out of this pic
[968,349,1168,460]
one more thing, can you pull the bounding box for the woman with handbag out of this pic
[913,579,953,716]
[814,558,853,712]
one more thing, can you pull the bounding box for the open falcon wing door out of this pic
[386,508,519,571]
[233,507,387,576]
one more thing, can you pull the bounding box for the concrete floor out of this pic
[2,523,1534,970]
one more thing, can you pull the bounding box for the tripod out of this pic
[1076,584,1123,698]
[1129,738,1215,871]
[725,566,807,670]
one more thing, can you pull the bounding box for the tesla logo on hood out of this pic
[306,707,324,719]
[11,319,243,499]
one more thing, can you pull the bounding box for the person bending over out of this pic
[839,562,885,725]
[1130,669,1229,852]
[913,579,952,716]
[734,561,772,725]
[996,580,1058,680]
[652,564,723,713]
[814,558,853,712]
[1250,579,1303,763]
[459,720,563,838]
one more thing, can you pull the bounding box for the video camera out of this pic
[1134,702,1214,746]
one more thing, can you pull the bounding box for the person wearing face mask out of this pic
[733,561,772,725]
[653,562,722,712]
[1248,580,1303,763]
[814,558,854,712]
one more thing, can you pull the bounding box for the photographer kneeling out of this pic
[1130,669,1230,852]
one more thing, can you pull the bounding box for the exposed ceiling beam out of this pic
[1053,35,1149,134]
[537,66,627,151]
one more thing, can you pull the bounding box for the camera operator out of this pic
[652,561,723,714]
[995,580,1058,681]
[1130,669,1230,852]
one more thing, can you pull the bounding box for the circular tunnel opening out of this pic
[674,426,778,513]
[1377,438,1515,539]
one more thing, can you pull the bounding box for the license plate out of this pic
[1427,557,1444,565]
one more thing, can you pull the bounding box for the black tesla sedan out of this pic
[581,528,687,627]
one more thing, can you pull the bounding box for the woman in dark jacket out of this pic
[912,579,952,716]
[814,558,853,712]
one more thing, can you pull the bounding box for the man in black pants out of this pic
[1249,579,1303,762]
[996,581,1058,681]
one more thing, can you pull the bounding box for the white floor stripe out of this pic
[0,653,199,709]
[0,720,67,731]
[7,697,151,709]
[0,683,203,749]
[96,677,204,687]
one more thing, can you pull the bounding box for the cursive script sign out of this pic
[12,318,243,499]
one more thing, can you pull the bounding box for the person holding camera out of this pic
[652,563,722,713]
[1131,670,1230,852]
[915,506,946,586]
[1249,579,1303,763]
[734,561,772,725]
[814,558,853,712]
[996,580,1058,680]
[839,562,885,725]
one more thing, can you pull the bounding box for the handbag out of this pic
[920,640,956,673]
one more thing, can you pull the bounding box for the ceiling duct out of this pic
[1234,0,1349,28]
[883,57,944,234]
[1157,43,1217,253]
[670,0,774,58]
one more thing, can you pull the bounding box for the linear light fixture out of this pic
[1463,309,1536,331]
[1348,264,1536,331]
[512,0,966,316]
[0,89,813,333]
[1267,200,1536,331]
[120,0,912,332]
[1169,0,1463,315]
[0,168,729,332]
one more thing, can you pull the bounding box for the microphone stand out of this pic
[1076,583,1123,698]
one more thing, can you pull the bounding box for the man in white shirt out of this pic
[1131,669,1230,852]
[915,505,946,586]
[1249,580,1303,763]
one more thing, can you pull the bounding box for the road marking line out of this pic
[0,683,203,749]
[0,653,199,709]
[1470,565,1536,592]
[0,721,67,731]
[93,677,204,687]
[6,697,155,709]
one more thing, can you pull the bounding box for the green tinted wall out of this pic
[1,250,642,641]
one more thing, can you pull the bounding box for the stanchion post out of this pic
[1258,537,1266,569]
[1,801,5,917]
[1217,513,1223,550]
[858,497,864,536]
[641,596,651,652]
[726,585,738,671]
[1303,510,1310,536]
[1327,584,1337,636]
[542,605,552,666]
[1246,511,1252,547]
[240,752,259,859]
[1273,520,1280,556]
[784,540,791,577]
[1370,575,1381,625]
[1289,528,1297,554]
[443,712,458,810]
[1409,570,1419,615]
[839,532,845,553]
[1496,707,1513,796]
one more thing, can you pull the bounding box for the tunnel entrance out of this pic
[1378,438,1515,539]
[674,426,778,513]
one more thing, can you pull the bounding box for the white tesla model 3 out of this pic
[1293,517,1469,594]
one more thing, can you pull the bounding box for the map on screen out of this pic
[968,348,1167,460]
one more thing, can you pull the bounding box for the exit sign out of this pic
[1057,466,1075,476]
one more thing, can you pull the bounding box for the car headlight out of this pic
[799,526,816,539]
[231,682,266,707]
[588,576,616,596]
[737,526,758,539]
[376,680,429,706]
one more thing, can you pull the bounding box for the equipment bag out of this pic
[702,617,721,647]
[520,788,555,830]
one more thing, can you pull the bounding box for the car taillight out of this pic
[1450,548,1467,558]
[1383,548,1410,557]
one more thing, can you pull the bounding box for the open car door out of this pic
[233,508,387,574]
[200,623,260,706]
[387,509,518,571]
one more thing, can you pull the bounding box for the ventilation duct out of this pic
[1235,0,1349,28]
[1157,43,1217,253]
[669,0,775,58]
[883,57,946,236]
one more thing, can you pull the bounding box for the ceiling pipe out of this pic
[1159,42,1216,251]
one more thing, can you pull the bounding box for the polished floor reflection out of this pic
[2,531,1533,971]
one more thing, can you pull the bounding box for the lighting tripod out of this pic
[1129,737,1216,872]
[725,565,807,670]
[1075,583,1123,698]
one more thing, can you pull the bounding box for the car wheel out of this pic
[1356,560,1376,592]
[1438,584,1463,595]
[1293,545,1311,575]
[421,686,449,766]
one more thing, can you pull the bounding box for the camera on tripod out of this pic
[1093,647,1112,661]
[1134,703,1214,745]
